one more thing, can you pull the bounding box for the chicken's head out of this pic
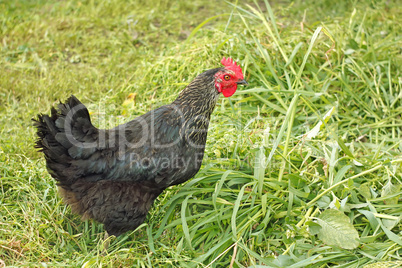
[215,57,248,97]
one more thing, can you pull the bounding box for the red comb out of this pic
[221,57,244,78]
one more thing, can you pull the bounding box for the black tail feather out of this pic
[33,95,97,185]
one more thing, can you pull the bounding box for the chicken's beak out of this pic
[236,79,248,86]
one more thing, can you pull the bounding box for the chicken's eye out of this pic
[224,75,230,81]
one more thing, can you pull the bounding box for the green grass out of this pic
[1,0,401,267]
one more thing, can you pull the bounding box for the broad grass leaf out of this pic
[305,220,321,235]
[363,261,402,268]
[359,183,372,199]
[316,209,359,249]
[316,195,331,208]
[381,181,400,205]
[379,220,402,246]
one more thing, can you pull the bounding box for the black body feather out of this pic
[33,68,223,236]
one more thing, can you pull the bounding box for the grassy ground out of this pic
[1,0,401,267]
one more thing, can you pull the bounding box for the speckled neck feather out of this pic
[173,67,223,118]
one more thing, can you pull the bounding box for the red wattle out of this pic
[222,86,237,97]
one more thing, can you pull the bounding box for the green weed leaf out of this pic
[316,209,360,249]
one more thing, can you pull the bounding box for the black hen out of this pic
[33,57,247,236]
